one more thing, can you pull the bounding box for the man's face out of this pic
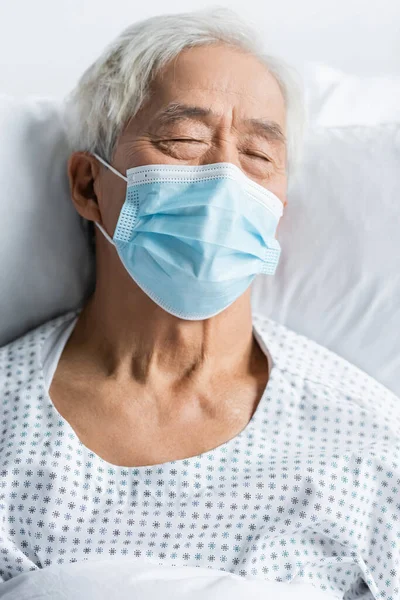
[96,44,287,234]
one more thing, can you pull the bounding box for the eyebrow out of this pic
[152,102,286,145]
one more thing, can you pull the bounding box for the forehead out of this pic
[148,44,286,131]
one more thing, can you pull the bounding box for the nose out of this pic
[200,139,241,170]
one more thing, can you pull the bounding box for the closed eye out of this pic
[245,152,271,162]
[164,138,204,143]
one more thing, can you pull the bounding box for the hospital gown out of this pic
[0,309,399,599]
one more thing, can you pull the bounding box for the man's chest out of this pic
[47,372,266,469]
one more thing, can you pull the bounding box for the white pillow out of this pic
[0,94,94,346]
[301,62,400,126]
[252,122,400,396]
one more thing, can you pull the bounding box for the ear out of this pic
[68,152,102,223]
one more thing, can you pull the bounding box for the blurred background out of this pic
[0,0,399,97]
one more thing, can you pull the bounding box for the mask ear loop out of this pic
[95,222,115,245]
[92,153,128,245]
[94,153,128,182]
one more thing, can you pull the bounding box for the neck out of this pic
[67,251,256,387]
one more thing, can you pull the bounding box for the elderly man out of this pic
[0,8,399,600]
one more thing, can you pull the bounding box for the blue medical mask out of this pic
[94,155,283,320]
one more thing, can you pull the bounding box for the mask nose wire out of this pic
[92,153,128,245]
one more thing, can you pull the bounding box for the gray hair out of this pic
[65,7,306,183]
